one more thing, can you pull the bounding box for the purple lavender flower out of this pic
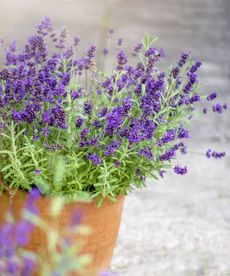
[103,48,109,56]
[171,66,179,79]
[0,121,4,129]
[132,43,143,56]
[11,110,22,122]
[88,137,99,147]
[144,47,165,68]
[80,128,90,139]
[71,90,81,100]
[84,101,93,115]
[189,73,197,84]
[116,74,128,91]
[34,169,41,175]
[122,97,133,114]
[92,120,102,128]
[158,129,175,145]
[207,92,217,101]
[70,210,83,227]
[22,256,36,276]
[189,61,202,73]
[73,35,80,47]
[36,17,52,36]
[159,170,166,178]
[128,128,142,144]
[51,105,68,129]
[180,145,187,155]
[206,149,225,159]
[87,154,102,165]
[25,188,41,215]
[117,38,123,46]
[104,140,121,157]
[114,160,121,167]
[41,127,50,137]
[178,51,190,67]
[7,260,19,274]
[87,43,96,59]
[42,111,52,124]
[135,168,146,181]
[203,107,208,114]
[159,143,184,161]
[189,93,200,104]
[116,50,128,70]
[183,73,198,94]
[109,29,114,35]
[178,127,189,139]
[0,222,14,248]
[55,27,68,49]
[212,103,223,113]
[15,220,33,246]
[138,147,154,159]
[174,165,187,175]
[106,107,123,129]
[102,77,114,95]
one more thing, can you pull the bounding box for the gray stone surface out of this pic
[0,1,230,275]
[111,141,230,276]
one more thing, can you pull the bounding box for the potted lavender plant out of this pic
[0,18,227,271]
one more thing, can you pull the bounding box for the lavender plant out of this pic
[0,18,227,205]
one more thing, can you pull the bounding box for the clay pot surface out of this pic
[0,191,125,273]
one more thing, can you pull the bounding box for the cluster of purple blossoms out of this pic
[212,103,227,113]
[132,43,143,56]
[178,127,189,139]
[116,50,128,70]
[207,92,217,101]
[87,44,96,59]
[84,101,93,115]
[87,153,102,165]
[104,140,121,157]
[203,92,227,115]
[117,38,123,47]
[73,35,80,47]
[71,88,82,100]
[158,129,175,146]
[171,51,190,80]
[103,48,109,56]
[206,149,226,159]
[183,73,198,94]
[174,165,187,175]
[75,117,84,128]
[138,147,154,159]
[159,143,184,161]
[144,47,165,69]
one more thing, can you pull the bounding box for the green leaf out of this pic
[53,155,66,185]
[35,176,51,195]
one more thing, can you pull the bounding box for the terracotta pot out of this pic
[0,191,125,274]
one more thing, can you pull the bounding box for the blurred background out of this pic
[0,0,230,275]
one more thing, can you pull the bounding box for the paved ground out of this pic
[111,142,230,276]
[0,0,230,275]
